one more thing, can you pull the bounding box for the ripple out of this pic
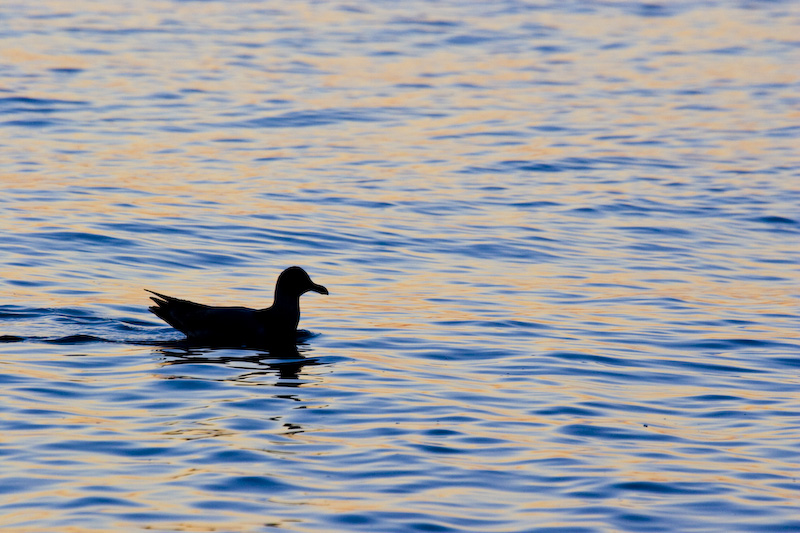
[201,475,300,494]
[1,1,799,532]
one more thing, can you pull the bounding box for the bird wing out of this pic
[146,290,263,342]
[146,289,213,335]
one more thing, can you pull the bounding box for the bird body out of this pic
[147,266,327,347]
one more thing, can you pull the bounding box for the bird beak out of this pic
[311,283,329,295]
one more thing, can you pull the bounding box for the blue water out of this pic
[1,1,799,531]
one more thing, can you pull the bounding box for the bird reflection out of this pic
[152,341,321,386]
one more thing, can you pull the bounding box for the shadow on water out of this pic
[0,304,322,349]
[0,303,325,384]
[0,330,320,348]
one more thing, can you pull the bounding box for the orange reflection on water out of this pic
[2,47,89,72]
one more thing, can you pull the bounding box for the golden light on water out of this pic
[1,1,799,531]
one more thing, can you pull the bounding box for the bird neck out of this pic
[274,287,301,307]
[272,289,301,326]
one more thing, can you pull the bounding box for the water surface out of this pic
[1,1,799,532]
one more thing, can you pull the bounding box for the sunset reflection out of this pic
[1,0,799,532]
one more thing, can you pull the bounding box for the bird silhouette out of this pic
[147,266,327,347]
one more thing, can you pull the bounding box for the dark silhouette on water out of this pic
[146,266,328,347]
[157,344,318,385]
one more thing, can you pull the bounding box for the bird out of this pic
[146,266,328,347]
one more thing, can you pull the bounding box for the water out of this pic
[1,1,799,531]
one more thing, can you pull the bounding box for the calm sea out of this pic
[1,1,799,531]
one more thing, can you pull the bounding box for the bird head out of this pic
[276,266,329,297]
